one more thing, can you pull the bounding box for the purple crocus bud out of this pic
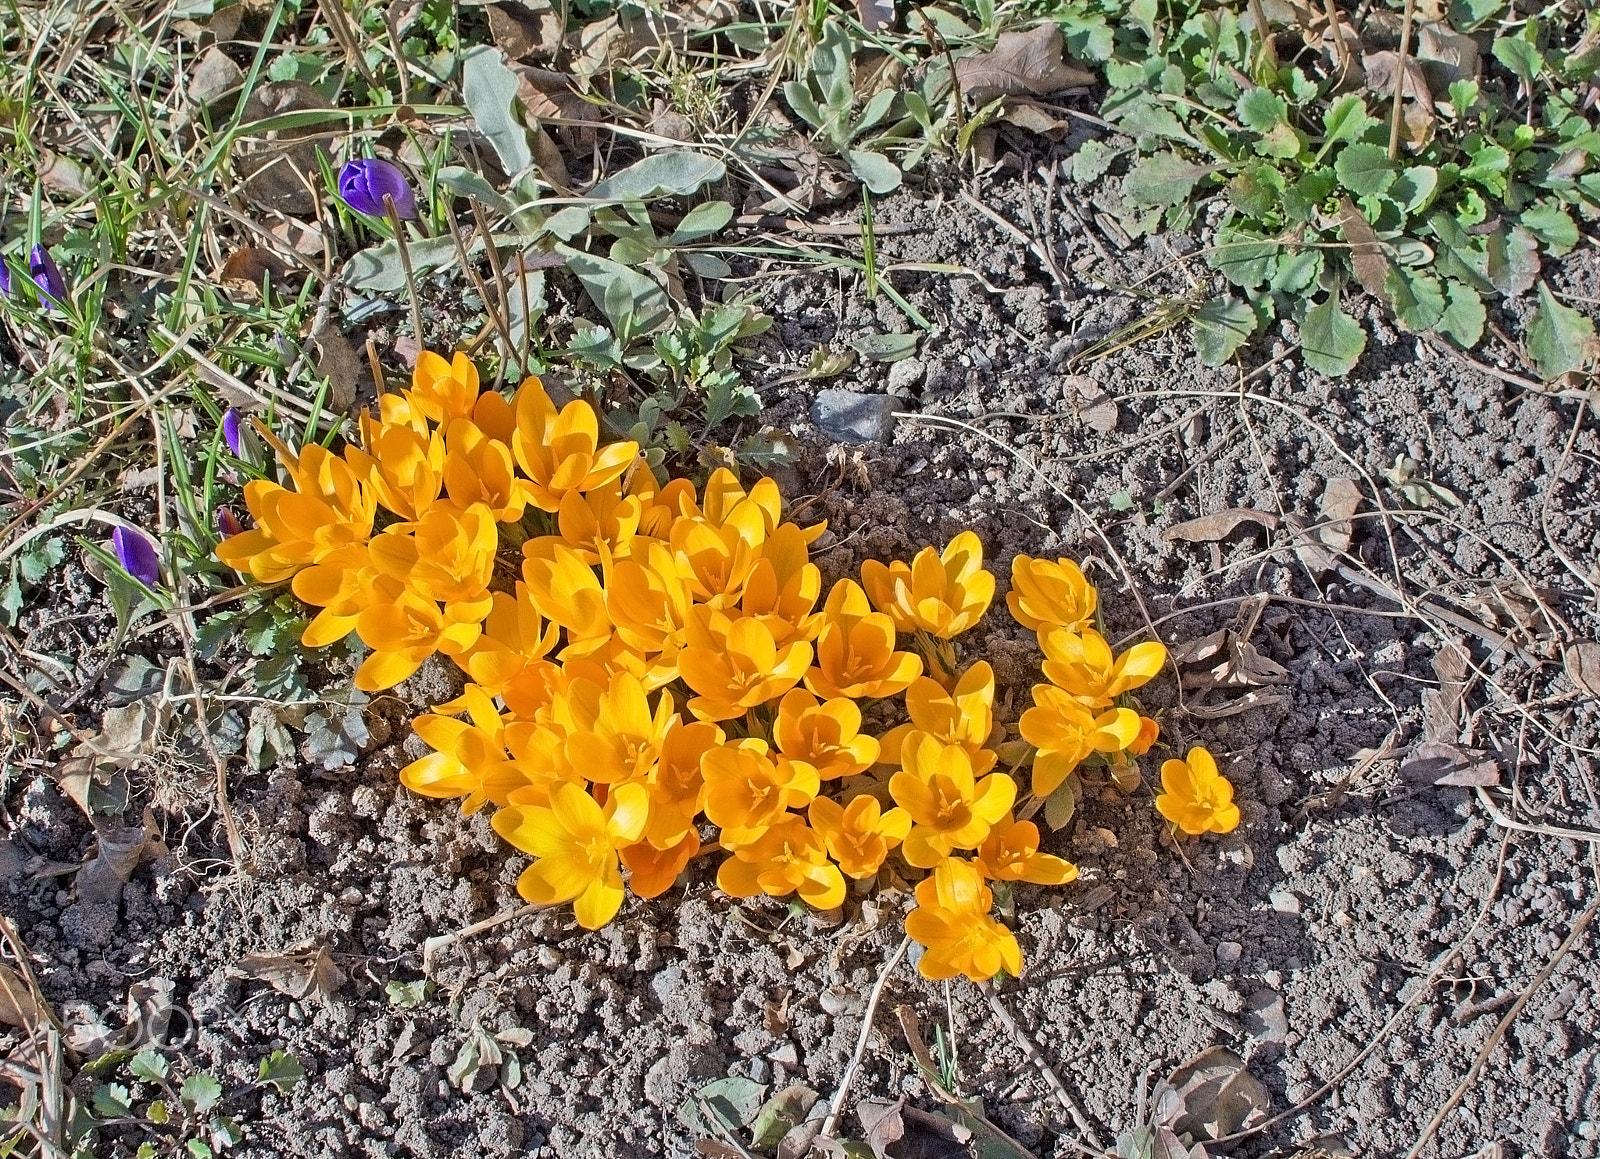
[112,527,160,586]
[29,245,69,310]
[337,158,417,220]
[222,409,243,456]
[217,508,245,538]
[0,261,12,298]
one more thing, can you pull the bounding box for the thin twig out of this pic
[1404,899,1598,1159]
[1387,0,1418,160]
[819,933,910,1141]
[422,903,544,975]
[386,195,426,347]
[980,982,1106,1150]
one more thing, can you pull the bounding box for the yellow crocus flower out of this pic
[511,376,639,511]
[532,476,642,564]
[348,416,445,521]
[638,718,723,851]
[1039,628,1166,705]
[492,781,650,928]
[739,522,823,647]
[772,688,879,780]
[441,417,526,523]
[715,815,845,911]
[290,544,405,648]
[879,662,996,773]
[807,794,910,879]
[860,530,994,639]
[367,503,498,625]
[805,579,922,700]
[678,608,811,722]
[1006,555,1098,633]
[522,541,612,645]
[454,584,560,699]
[216,445,375,583]
[354,590,482,691]
[1155,746,1241,835]
[702,738,819,843]
[398,684,534,813]
[669,515,763,609]
[560,670,677,785]
[904,858,1022,982]
[974,816,1078,885]
[603,539,691,657]
[1018,685,1141,797]
[889,734,1016,868]
[406,349,482,425]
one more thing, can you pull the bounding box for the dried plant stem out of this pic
[1387,0,1418,160]
[469,198,519,382]
[1405,898,1599,1159]
[422,903,546,975]
[819,933,910,1141]
[980,982,1105,1150]
[386,195,426,347]
[443,203,516,374]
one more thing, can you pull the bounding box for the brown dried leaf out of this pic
[998,97,1074,140]
[1400,740,1500,787]
[1316,477,1362,555]
[1167,1045,1270,1140]
[1362,51,1434,112]
[1066,374,1118,432]
[236,81,335,214]
[487,1,563,60]
[220,246,291,295]
[1339,197,1390,299]
[954,25,1095,105]
[39,151,93,198]
[309,318,365,414]
[0,963,45,1031]
[1415,20,1479,89]
[78,813,162,906]
[233,943,347,1001]
[268,216,326,260]
[1564,640,1600,698]
[1164,508,1279,543]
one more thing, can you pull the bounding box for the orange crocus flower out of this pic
[678,608,811,722]
[1018,684,1141,798]
[1006,554,1098,633]
[511,376,638,511]
[716,815,846,911]
[492,781,650,928]
[354,590,483,691]
[860,531,994,639]
[1155,746,1241,835]
[808,794,910,879]
[1039,628,1166,705]
[974,815,1078,885]
[772,688,879,780]
[889,734,1016,868]
[904,858,1022,982]
[702,738,819,843]
[805,579,922,700]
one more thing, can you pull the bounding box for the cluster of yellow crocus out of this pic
[219,350,1239,982]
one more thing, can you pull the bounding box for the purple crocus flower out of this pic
[0,261,12,298]
[222,409,243,456]
[217,508,244,538]
[337,158,417,220]
[112,527,160,586]
[29,245,69,310]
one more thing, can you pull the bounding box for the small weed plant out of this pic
[213,350,1238,982]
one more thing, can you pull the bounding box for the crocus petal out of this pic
[222,409,243,456]
[337,158,417,219]
[29,246,68,310]
[112,527,160,586]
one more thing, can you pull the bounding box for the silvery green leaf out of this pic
[462,46,531,175]
[588,152,725,201]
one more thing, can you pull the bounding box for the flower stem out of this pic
[385,194,425,348]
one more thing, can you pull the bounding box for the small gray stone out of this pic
[812,389,904,444]
[1269,889,1302,915]
[886,357,925,395]
[1216,940,1242,965]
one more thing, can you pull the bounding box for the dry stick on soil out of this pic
[469,198,521,385]
[1537,393,1600,597]
[979,982,1105,1151]
[1387,0,1419,159]
[421,903,547,976]
[387,194,427,347]
[1406,898,1600,1159]
[958,190,1070,302]
[818,933,911,1141]
[443,205,517,374]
